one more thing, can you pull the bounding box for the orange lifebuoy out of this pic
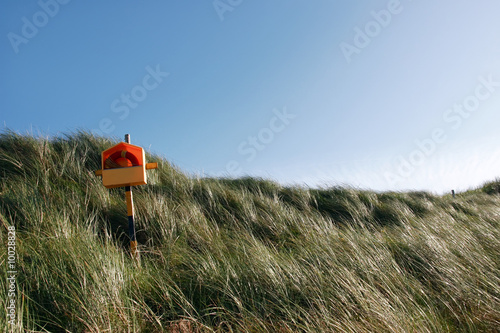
[104,150,140,169]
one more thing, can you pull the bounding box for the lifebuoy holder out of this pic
[94,142,157,189]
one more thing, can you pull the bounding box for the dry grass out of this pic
[0,130,499,332]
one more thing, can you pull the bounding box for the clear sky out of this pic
[2,1,500,194]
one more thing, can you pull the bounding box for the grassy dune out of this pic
[0,131,499,332]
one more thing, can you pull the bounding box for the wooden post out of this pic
[125,134,138,258]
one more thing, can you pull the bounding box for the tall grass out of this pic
[0,130,499,332]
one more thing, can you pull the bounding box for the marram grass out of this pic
[0,130,499,332]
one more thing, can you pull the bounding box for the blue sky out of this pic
[2,0,500,194]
